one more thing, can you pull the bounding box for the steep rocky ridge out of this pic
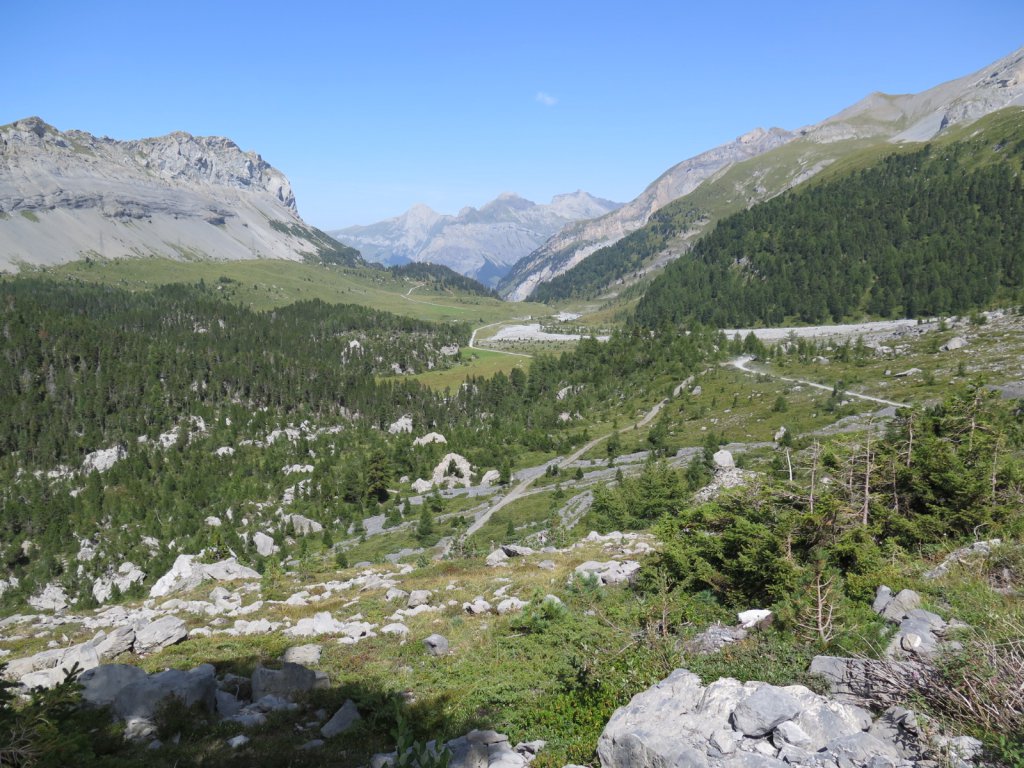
[501,45,1024,301]
[331,190,621,286]
[0,117,358,272]
[500,128,794,300]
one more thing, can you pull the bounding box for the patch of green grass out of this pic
[408,348,531,391]
[45,257,546,324]
[19,209,39,222]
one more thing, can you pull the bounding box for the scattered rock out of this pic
[423,634,449,656]
[288,514,323,535]
[413,432,447,446]
[737,609,772,629]
[940,336,967,352]
[463,597,492,615]
[253,532,277,557]
[82,445,126,474]
[388,416,413,434]
[149,555,259,598]
[596,667,956,768]
[251,662,324,701]
[134,616,188,654]
[496,597,528,615]
[501,544,535,558]
[321,699,361,738]
[411,453,474,492]
[480,469,502,486]
[282,644,322,666]
[874,587,921,623]
[923,539,1002,580]
[573,560,640,586]
[407,590,432,609]
[712,449,735,469]
[27,583,71,612]
[87,663,217,727]
[685,622,748,654]
[381,623,409,639]
[486,549,510,567]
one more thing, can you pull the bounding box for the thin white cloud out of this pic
[535,91,558,107]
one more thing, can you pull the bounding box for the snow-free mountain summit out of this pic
[331,191,621,286]
[0,117,358,272]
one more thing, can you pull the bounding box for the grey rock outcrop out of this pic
[463,596,493,615]
[923,539,1002,580]
[93,562,146,604]
[598,668,976,768]
[282,644,323,666]
[148,554,260,598]
[321,699,361,739]
[0,117,350,273]
[685,623,748,654]
[133,615,188,653]
[407,590,433,609]
[808,656,928,709]
[573,560,640,585]
[27,583,70,612]
[423,634,449,656]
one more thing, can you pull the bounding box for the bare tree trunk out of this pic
[862,424,872,526]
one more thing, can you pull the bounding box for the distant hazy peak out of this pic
[331,190,622,284]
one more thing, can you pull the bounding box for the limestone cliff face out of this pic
[332,190,622,286]
[501,46,1024,301]
[0,118,335,271]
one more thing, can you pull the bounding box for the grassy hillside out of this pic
[37,257,542,325]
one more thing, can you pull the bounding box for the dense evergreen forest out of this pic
[636,110,1024,328]
[0,277,719,604]
[0,279,467,468]
[529,206,706,303]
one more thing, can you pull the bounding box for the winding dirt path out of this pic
[460,386,672,540]
[729,356,909,408]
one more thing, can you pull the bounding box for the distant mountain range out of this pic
[500,46,1024,301]
[2,46,1021,294]
[330,191,622,286]
[0,118,359,272]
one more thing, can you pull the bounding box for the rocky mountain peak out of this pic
[0,118,337,272]
[332,190,622,284]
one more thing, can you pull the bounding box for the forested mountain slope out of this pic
[510,46,1024,303]
[636,108,1024,328]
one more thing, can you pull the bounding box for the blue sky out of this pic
[5,2,1023,228]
